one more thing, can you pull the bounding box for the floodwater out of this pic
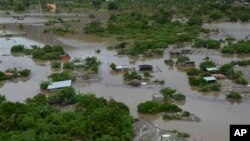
[1,20,250,141]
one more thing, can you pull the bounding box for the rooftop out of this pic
[206,67,219,72]
[203,76,217,81]
[47,80,72,90]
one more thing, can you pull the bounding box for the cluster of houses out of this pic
[203,67,226,83]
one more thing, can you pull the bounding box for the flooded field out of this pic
[1,15,250,141]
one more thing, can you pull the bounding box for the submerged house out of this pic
[206,67,219,73]
[47,80,72,92]
[116,65,131,71]
[139,65,153,71]
[203,76,217,82]
[170,51,181,57]
[184,61,195,66]
[152,94,164,102]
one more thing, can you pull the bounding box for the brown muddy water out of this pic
[1,21,250,141]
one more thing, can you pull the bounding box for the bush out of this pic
[84,20,104,34]
[189,76,207,86]
[143,71,152,78]
[51,61,61,68]
[235,77,248,85]
[194,39,220,49]
[221,40,250,54]
[160,87,176,100]
[0,71,6,81]
[199,61,216,71]
[188,16,203,26]
[227,91,242,100]
[11,45,25,52]
[137,101,161,114]
[187,68,201,76]
[63,62,74,69]
[19,69,31,77]
[123,71,142,81]
[110,63,116,71]
[40,81,50,90]
[209,9,223,20]
[49,71,75,82]
[176,55,190,65]
[108,2,118,10]
[160,103,182,113]
[164,59,174,66]
[48,87,77,105]
[173,94,186,101]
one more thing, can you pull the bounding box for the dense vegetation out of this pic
[226,91,242,100]
[11,44,66,60]
[221,40,250,54]
[49,71,75,82]
[0,68,31,81]
[0,88,134,141]
[194,38,221,49]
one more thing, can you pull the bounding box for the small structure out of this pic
[206,67,219,73]
[182,49,192,54]
[212,74,226,80]
[74,62,85,67]
[139,65,153,71]
[47,3,57,13]
[13,15,25,20]
[60,54,70,60]
[4,72,14,78]
[152,94,164,102]
[184,61,195,66]
[203,76,217,82]
[116,65,130,71]
[170,51,181,57]
[47,80,72,92]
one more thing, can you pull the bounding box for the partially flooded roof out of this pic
[47,80,72,89]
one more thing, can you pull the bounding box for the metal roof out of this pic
[47,80,72,90]
[116,65,130,70]
[203,76,217,81]
[206,67,219,71]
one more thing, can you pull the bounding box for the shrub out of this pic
[160,103,182,113]
[235,77,248,85]
[189,76,207,86]
[164,59,174,66]
[143,71,152,78]
[11,45,25,52]
[63,62,74,69]
[48,87,77,105]
[194,39,220,49]
[0,71,6,81]
[227,91,242,100]
[176,55,190,65]
[51,61,61,68]
[209,9,223,20]
[19,69,31,77]
[199,61,216,71]
[187,68,201,76]
[160,87,176,100]
[137,101,161,114]
[173,94,186,101]
[123,71,142,81]
[40,81,50,90]
[221,40,250,54]
[49,71,75,82]
[188,16,203,26]
[84,20,104,34]
[110,63,116,71]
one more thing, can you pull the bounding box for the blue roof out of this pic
[203,76,217,81]
[47,80,72,90]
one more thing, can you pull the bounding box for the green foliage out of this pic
[209,9,224,20]
[107,2,118,10]
[199,83,221,92]
[123,71,142,81]
[110,63,116,71]
[84,57,100,73]
[137,101,182,114]
[143,71,152,78]
[51,61,61,68]
[231,60,250,66]
[176,55,190,65]
[49,71,75,82]
[222,40,250,54]
[0,71,6,81]
[160,87,176,100]
[199,61,216,71]
[227,91,242,100]
[235,77,248,85]
[19,69,31,77]
[63,62,74,69]
[187,68,201,76]
[194,38,220,49]
[11,45,25,52]
[0,89,133,141]
[189,76,207,86]
[48,87,77,105]
[40,81,50,90]
[188,16,203,26]
[164,59,174,66]
[173,94,186,101]
[85,20,104,34]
